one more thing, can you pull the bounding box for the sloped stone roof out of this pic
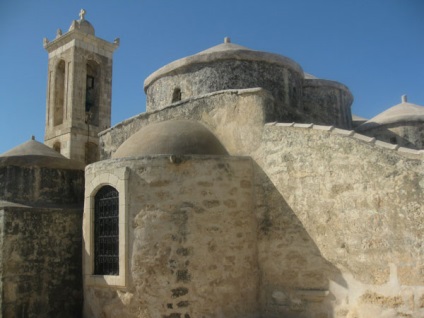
[356,98,424,131]
[0,138,84,170]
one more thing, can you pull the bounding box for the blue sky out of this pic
[0,0,423,154]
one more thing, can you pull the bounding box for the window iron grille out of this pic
[94,185,119,275]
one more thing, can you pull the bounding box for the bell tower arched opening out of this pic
[53,60,66,126]
[43,10,119,165]
[85,60,100,126]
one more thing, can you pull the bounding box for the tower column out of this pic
[43,10,119,165]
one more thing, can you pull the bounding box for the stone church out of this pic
[0,10,423,318]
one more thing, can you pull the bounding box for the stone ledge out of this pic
[352,133,376,144]
[295,289,329,302]
[268,122,423,157]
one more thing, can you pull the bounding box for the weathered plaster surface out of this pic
[84,156,258,318]
[253,125,424,317]
[0,207,82,318]
[99,88,275,159]
[97,87,424,317]
[0,166,84,207]
[145,60,302,122]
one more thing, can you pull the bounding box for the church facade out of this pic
[0,11,424,318]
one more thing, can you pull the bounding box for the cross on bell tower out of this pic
[43,10,119,165]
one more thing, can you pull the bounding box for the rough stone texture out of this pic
[0,165,84,207]
[145,59,303,123]
[84,156,258,318]
[253,125,424,317]
[0,206,82,318]
[96,85,424,317]
[302,79,353,129]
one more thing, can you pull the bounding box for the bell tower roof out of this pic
[43,9,119,56]
[68,9,95,35]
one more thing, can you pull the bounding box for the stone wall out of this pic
[84,156,258,318]
[0,206,83,318]
[45,33,116,164]
[358,122,424,150]
[301,79,353,129]
[253,124,424,317]
[99,88,275,159]
[97,88,424,317]
[145,60,303,122]
[0,166,84,207]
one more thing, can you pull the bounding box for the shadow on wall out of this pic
[253,162,348,318]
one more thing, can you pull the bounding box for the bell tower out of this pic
[43,9,119,165]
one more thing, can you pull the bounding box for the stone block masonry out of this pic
[0,207,82,318]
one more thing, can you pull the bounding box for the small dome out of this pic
[0,138,84,170]
[68,9,95,36]
[357,96,424,131]
[113,120,229,158]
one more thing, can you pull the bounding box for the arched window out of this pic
[53,141,61,153]
[53,60,66,126]
[172,87,182,103]
[94,185,119,275]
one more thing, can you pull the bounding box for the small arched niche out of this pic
[53,141,61,153]
[172,87,182,103]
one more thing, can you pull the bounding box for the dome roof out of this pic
[0,138,84,170]
[304,72,318,79]
[356,96,424,131]
[69,10,95,35]
[144,37,303,90]
[113,120,229,158]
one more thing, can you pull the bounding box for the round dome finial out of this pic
[224,37,231,44]
[401,94,407,103]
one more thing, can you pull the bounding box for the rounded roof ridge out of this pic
[113,120,229,158]
[144,39,303,90]
[356,98,424,131]
[0,139,84,170]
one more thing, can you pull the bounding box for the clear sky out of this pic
[0,0,423,154]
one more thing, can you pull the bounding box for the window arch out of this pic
[53,60,66,126]
[84,168,128,287]
[172,87,182,103]
[85,60,100,126]
[94,185,119,276]
[53,141,61,153]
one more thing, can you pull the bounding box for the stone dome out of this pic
[143,38,305,118]
[356,96,424,131]
[144,38,303,90]
[69,18,95,35]
[113,120,229,158]
[0,138,84,170]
